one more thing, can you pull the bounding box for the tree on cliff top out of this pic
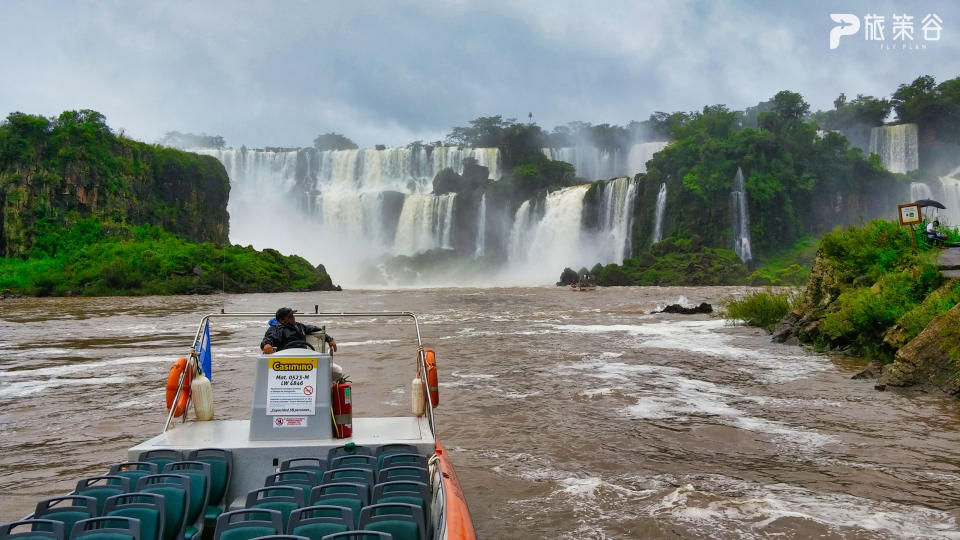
[314,132,358,151]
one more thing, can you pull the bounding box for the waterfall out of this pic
[392,193,457,255]
[626,142,669,175]
[596,177,637,263]
[869,124,919,174]
[507,200,534,262]
[507,185,589,283]
[541,147,624,181]
[651,182,667,244]
[910,182,934,202]
[474,194,487,258]
[195,146,498,283]
[939,174,960,227]
[730,167,752,262]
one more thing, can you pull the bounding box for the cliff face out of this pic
[880,304,960,395]
[0,110,229,257]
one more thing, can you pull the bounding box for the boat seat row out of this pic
[0,449,234,540]
[216,505,422,540]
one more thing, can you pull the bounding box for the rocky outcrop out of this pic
[878,304,960,395]
[771,246,843,345]
[660,302,713,314]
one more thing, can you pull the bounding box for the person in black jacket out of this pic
[261,307,338,354]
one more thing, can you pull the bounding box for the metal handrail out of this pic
[162,310,437,437]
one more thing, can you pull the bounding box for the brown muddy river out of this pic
[1,287,959,538]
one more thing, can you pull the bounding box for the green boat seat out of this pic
[371,482,429,528]
[264,471,319,501]
[136,474,192,540]
[318,533,393,540]
[213,509,283,540]
[138,451,185,473]
[310,484,368,507]
[244,487,304,527]
[163,461,211,537]
[280,458,327,480]
[305,497,361,530]
[74,476,132,515]
[0,519,65,540]
[377,455,426,471]
[33,496,98,540]
[321,470,374,499]
[329,456,376,474]
[373,445,420,470]
[108,463,160,489]
[186,448,233,525]
[374,468,427,486]
[104,493,165,540]
[326,446,374,462]
[358,504,425,540]
[71,517,140,540]
[244,536,309,540]
[288,505,354,540]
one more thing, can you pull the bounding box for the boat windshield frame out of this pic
[163,310,437,438]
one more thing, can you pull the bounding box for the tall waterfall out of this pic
[730,167,752,262]
[507,186,589,284]
[626,142,669,175]
[195,146,498,284]
[869,124,919,174]
[542,141,669,180]
[910,182,934,201]
[392,193,457,254]
[651,182,667,244]
[595,177,637,263]
[474,194,487,258]
[939,167,960,227]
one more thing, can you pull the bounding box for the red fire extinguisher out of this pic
[332,375,352,438]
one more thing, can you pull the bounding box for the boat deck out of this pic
[130,416,435,505]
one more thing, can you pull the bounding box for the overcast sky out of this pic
[1,0,957,148]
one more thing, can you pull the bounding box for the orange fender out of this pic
[425,349,439,407]
[165,357,193,418]
[436,440,475,540]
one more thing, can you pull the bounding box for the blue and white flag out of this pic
[199,321,212,381]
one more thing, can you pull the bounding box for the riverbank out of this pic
[741,219,960,396]
[0,219,339,297]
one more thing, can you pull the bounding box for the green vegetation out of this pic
[0,219,335,297]
[783,220,948,361]
[585,236,748,286]
[0,109,229,257]
[746,236,818,285]
[719,290,793,332]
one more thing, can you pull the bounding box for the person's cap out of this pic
[276,307,297,319]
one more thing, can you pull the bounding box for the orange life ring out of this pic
[165,357,193,418]
[425,349,439,407]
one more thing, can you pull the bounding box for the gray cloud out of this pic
[1,0,957,148]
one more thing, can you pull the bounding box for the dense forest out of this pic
[0,110,337,296]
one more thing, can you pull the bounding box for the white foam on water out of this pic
[0,376,131,398]
[560,358,837,448]
[647,477,960,539]
[555,320,829,383]
[338,339,400,347]
[0,356,173,379]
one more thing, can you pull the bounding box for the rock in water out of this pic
[878,303,960,395]
[660,302,712,314]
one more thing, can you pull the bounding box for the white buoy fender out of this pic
[411,373,426,417]
[191,374,214,421]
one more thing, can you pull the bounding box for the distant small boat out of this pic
[570,275,597,291]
